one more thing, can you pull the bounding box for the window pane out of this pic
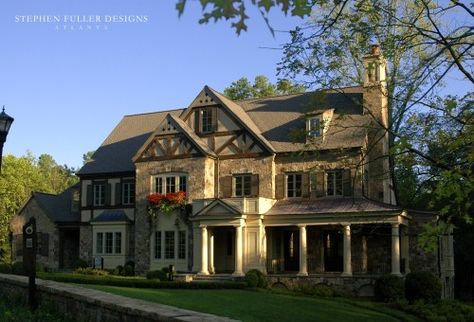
[115,232,122,254]
[155,177,163,194]
[327,172,335,196]
[165,231,175,259]
[309,118,320,137]
[94,184,105,206]
[336,171,343,196]
[155,231,162,259]
[178,231,186,259]
[123,183,135,204]
[201,108,214,133]
[235,176,243,196]
[105,232,113,254]
[295,174,302,197]
[287,174,294,197]
[166,176,176,193]
[96,233,103,254]
[179,176,187,192]
[243,176,251,196]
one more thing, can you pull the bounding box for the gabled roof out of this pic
[194,199,242,217]
[77,86,366,176]
[30,184,80,223]
[77,109,183,176]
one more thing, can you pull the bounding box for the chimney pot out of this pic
[371,44,380,56]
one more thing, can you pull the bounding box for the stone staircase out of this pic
[176,273,244,282]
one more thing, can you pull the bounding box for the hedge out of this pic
[37,273,246,289]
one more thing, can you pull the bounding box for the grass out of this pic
[0,295,74,322]
[77,285,419,322]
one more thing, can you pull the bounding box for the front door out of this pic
[324,230,343,272]
[283,230,299,271]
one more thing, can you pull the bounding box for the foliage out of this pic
[176,0,313,35]
[82,150,95,165]
[11,262,24,275]
[0,153,78,263]
[244,269,267,288]
[147,191,187,217]
[405,272,442,304]
[294,283,340,298]
[224,75,305,100]
[0,295,74,322]
[396,300,474,322]
[0,263,11,273]
[72,259,89,269]
[73,267,109,276]
[374,275,404,302]
[146,269,168,281]
[454,222,474,300]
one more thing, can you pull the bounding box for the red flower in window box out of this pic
[147,191,187,217]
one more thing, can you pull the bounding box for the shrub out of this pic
[374,274,405,302]
[294,283,340,297]
[398,300,474,322]
[405,272,442,303]
[36,262,46,273]
[245,269,267,288]
[0,263,12,274]
[146,270,167,281]
[73,259,89,269]
[73,267,109,276]
[113,265,124,276]
[123,264,134,276]
[11,262,24,275]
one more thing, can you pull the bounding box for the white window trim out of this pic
[153,229,187,261]
[232,174,252,197]
[200,107,214,133]
[151,173,188,194]
[307,116,321,138]
[94,231,123,256]
[93,183,105,206]
[122,182,135,205]
[285,173,303,198]
[326,170,343,197]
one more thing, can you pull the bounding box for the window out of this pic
[155,231,162,259]
[93,183,105,206]
[233,175,251,197]
[96,233,103,254]
[105,232,113,254]
[165,231,175,259]
[200,107,214,133]
[327,170,343,196]
[178,231,186,259]
[307,117,321,138]
[286,173,302,198]
[122,182,135,205]
[115,232,122,254]
[153,174,187,194]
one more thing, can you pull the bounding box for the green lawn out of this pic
[78,285,418,322]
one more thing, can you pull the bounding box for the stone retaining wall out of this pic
[0,273,237,322]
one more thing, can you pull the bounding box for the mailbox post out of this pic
[22,217,37,310]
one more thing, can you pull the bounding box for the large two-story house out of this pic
[11,46,454,297]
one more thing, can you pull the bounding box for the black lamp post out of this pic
[0,106,14,173]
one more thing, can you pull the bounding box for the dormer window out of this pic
[307,117,321,138]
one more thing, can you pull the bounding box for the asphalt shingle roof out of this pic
[91,210,131,222]
[33,184,80,223]
[77,87,367,176]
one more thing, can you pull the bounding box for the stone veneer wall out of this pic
[10,199,60,270]
[0,274,235,322]
[79,224,93,265]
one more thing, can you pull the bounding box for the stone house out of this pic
[10,184,81,270]
[10,46,454,297]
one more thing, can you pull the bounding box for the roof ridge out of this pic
[123,108,184,118]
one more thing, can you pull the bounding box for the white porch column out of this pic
[297,225,308,276]
[391,223,402,276]
[209,231,215,274]
[342,224,352,276]
[198,225,209,275]
[233,224,244,276]
[260,219,267,274]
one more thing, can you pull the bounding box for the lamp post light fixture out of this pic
[0,106,14,173]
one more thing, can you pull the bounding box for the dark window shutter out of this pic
[275,174,284,199]
[212,107,218,132]
[106,183,112,206]
[302,172,310,198]
[115,182,122,206]
[195,110,201,134]
[86,185,93,207]
[251,174,259,197]
[343,169,353,197]
[41,233,49,257]
[220,176,232,198]
[315,171,325,198]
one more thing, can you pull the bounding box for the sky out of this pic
[0,0,302,169]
